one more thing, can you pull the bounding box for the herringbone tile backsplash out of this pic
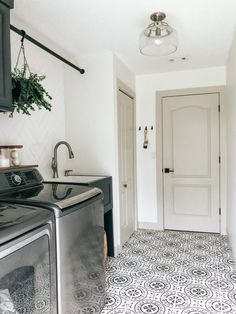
[0,32,68,179]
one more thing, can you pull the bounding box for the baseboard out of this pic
[114,244,122,257]
[138,221,162,230]
[227,231,236,262]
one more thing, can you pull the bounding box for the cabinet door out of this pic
[0,3,12,112]
[0,1,14,8]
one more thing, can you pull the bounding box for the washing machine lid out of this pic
[0,203,53,245]
[0,183,102,215]
[21,183,102,209]
[0,168,103,216]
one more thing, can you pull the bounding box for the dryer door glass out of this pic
[0,234,55,314]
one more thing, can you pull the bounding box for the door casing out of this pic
[117,79,137,250]
[156,86,227,234]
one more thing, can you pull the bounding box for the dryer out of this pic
[0,202,56,314]
[0,167,105,314]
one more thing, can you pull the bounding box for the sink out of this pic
[45,175,106,184]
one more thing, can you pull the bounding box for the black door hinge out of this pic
[218,104,220,112]
[219,208,221,215]
[219,156,221,163]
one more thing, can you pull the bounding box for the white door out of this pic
[118,89,135,245]
[163,93,220,233]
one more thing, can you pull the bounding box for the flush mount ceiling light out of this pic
[139,12,178,57]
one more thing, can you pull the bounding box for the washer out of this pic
[0,202,56,314]
[0,167,105,314]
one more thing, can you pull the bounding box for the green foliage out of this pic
[11,68,52,117]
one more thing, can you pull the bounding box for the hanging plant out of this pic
[10,31,52,117]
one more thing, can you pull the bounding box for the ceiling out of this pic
[12,0,236,75]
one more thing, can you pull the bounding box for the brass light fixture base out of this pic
[150,12,166,22]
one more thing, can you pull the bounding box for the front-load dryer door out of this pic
[0,225,57,314]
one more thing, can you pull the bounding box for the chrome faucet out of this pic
[51,141,74,178]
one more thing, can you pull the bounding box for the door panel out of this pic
[173,185,211,216]
[118,90,135,246]
[163,93,220,233]
[172,106,210,177]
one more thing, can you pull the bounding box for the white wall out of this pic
[136,66,226,228]
[65,52,135,254]
[0,15,78,178]
[113,55,135,91]
[226,31,236,257]
[65,51,115,175]
[65,51,119,251]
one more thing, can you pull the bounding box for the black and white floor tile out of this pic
[102,230,236,314]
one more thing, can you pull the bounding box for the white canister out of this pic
[0,148,10,168]
[9,148,22,166]
[0,157,10,167]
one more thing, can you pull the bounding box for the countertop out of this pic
[44,175,107,184]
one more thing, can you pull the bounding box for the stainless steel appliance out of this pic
[0,167,105,314]
[0,202,57,314]
[47,174,114,256]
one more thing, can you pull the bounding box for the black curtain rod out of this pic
[10,24,85,74]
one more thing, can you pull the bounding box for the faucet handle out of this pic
[51,157,57,171]
[64,169,73,177]
[51,156,55,166]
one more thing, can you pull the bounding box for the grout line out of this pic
[123,230,157,313]
[221,234,236,313]
[214,234,223,314]
[171,232,189,314]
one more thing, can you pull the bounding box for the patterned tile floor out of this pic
[102,229,236,314]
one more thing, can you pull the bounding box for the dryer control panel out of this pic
[0,168,43,193]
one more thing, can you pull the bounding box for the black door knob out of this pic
[123,184,127,188]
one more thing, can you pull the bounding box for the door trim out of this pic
[116,79,137,251]
[156,86,227,234]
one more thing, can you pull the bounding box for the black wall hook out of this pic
[138,125,154,131]
[20,30,26,43]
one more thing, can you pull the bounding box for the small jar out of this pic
[9,145,23,166]
[0,147,10,167]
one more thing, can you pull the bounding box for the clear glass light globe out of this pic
[139,27,178,56]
